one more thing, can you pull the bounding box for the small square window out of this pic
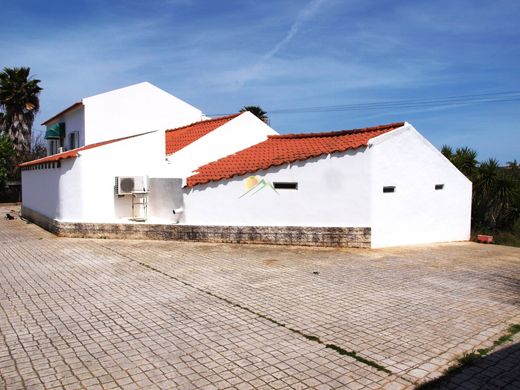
[383,186,396,193]
[273,182,298,190]
[435,184,444,190]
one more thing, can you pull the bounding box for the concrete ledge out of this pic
[21,206,371,248]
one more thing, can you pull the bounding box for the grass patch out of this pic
[302,334,321,342]
[493,231,520,247]
[325,344,391,373]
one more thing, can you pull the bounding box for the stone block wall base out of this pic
[21,206,371,248]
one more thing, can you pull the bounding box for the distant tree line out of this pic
[441,145,520,234]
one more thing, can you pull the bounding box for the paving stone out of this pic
[1,205,519,389]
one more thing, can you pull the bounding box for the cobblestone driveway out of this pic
[1,207,519,389]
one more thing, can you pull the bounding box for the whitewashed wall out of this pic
[183,148,372,227]
[63,108,85,149]
[57,159,85,221]
[148,178,184,223]
[64,130,168,222]
[369,124,472,248]
[21,167,62,219]
[166,112,278,177]
[83,82,203,145]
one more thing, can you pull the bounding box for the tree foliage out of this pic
[0,135,14,188]
[0,66,42,155]
[239,105,269,123]
[442,145,520,232]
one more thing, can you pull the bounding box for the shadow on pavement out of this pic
[417,341,520,389]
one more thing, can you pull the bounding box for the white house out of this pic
[182,122,472,248]
[41,82,204,155]
[21,83,472,248]
[21,110,277,223]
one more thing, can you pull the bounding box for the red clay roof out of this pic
[41,102,83,126]
[19,131,156,167]
[186,122,404,187]
[165,113,240,155]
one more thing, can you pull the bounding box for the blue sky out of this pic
[1,0,519,162]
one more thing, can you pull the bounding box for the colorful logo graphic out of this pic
[240,176,278,198]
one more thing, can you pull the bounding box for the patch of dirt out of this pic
[263,259,279,266]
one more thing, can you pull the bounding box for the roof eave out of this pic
[41,102,84,126]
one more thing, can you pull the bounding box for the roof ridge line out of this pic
[165,113,241,133]
[268,122,405,139]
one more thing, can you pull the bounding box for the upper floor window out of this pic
[69,131,79,150]
[48,139,60,155]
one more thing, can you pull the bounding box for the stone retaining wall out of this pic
[21,206,371,248]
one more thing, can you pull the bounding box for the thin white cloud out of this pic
[235,0,328,88]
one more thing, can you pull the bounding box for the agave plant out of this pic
[452,147,478,180]
[441,144,454,160]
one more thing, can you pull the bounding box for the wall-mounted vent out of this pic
[383,186,396,193]
[435,184,444,190]
[116,176,148,195]
[274,182,298,190]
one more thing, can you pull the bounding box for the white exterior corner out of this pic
[368,124,472,248]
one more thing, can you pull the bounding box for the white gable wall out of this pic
[82,82,203,145]
[369,124,472,248]
[182,148,371,227]
[166,112,279,178]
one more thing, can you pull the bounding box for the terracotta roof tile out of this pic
[19,131,155,168]
[165,113,240,155]
[186,122,404,187]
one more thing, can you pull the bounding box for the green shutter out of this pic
[45,122,65,139]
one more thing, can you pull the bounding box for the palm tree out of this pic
[0,67,42,155]
[239,105,269,123]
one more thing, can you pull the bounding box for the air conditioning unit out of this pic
[116,176,148,195]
